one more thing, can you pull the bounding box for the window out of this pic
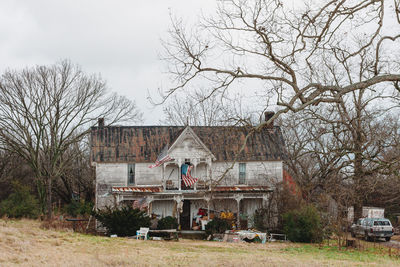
[128,164,135,185]
[239,163,246,184]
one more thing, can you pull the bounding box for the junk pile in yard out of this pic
[192,207,240,231]
[222,230,268,243]
[135,206,286,243]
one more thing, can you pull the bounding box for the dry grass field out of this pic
[1,219,400,267]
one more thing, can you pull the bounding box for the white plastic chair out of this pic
[136,227,149,240]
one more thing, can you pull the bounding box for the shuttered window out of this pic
[128,164,135,185]
[239,163,246,184]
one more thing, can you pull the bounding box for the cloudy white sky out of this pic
[0,0,218,124]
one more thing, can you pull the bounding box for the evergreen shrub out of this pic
[93,205,150,237]
[205,218,230,237]
[0,182,40,219]
[283,204,323,243]
[157,216,178,230]
[65,200,93,217]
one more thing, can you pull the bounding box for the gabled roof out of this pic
[90,125,287,163]
[169,126,216,160]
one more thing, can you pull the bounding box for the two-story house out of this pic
[91,112,287,230]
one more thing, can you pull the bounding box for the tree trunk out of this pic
[47,176,52,220]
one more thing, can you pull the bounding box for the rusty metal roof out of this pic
[112,186,270,193]
[91,126,287,163]
[214,186,270,192]
[112,186,163,193]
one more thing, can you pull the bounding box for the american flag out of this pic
[181,164,198,187]
[148,145,172,168]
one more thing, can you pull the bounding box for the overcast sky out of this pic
[0,0,218,124]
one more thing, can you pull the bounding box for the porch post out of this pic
[207,158,212,184]
[114,194,122,208]
[162,163,166,190]
[262,194,269,208]
[193,159,198,190]
[146,196,154,216]
[234,194,243,230]
[174,195,183,228]
[178,159,182,191]
[204,196,211,221]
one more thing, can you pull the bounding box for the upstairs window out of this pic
[239,163,246,184]
[128,164,135,185]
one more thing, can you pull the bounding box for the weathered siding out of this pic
[96,163,127,186]
[212,161,282,186]
[95,160,282,188]
[95,163,127,210]
[135,163,162,185]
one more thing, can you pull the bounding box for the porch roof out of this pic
[213,186,271,192]
[111,185,271,193]
[112,186,163,193]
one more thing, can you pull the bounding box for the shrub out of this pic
[65,200,93,217]
[283,204,323,243]
[253,208,269,232]
[93,205,150,237]
[157,216,178,230]
[0,181,40,219]
[205,218,230,237]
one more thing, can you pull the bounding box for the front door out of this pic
[180,200,191,230]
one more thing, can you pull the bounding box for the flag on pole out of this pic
[181,164,198,187]
[148,145,172,168]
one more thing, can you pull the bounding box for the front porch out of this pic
[111,186,272,230]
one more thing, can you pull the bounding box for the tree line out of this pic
[0,60,142,219]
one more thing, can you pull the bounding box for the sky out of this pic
[0,0,217,125]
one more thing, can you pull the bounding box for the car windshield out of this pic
[373,221,390,226]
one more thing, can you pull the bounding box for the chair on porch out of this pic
[136,227,149,240]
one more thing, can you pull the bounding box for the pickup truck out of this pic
[351,218,394,241]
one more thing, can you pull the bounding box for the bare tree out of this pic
[159,0,400,225]
[0,60,142,219]
[282,88,400,221]
[161,0,400,134]
[53,137,95,204]
[161,88,258,126]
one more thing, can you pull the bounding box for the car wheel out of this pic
[385,237,391,242]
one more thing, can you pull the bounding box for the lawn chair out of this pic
[136,227,149,240]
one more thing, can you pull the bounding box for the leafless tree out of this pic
[160,0,400,142]
[0,60,142,219]
[161,88,258,126]
[282,87,400,221]
[157,0,400,199]
[53,137,95,204]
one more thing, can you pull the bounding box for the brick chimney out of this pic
[264,111,275,128]
[98,118,104,127]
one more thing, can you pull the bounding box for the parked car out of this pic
[351,218,394,241]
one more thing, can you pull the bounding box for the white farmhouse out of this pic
[91,112,287,230]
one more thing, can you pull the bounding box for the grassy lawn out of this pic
[0,219,399,266]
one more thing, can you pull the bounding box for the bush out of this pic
[253,208,269,232]
[64,200,93,217]
[205,218,230,237]
[0,181,40,219]
[283,205,323,243]
[157,216,178,230]
[93,205,150,237]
